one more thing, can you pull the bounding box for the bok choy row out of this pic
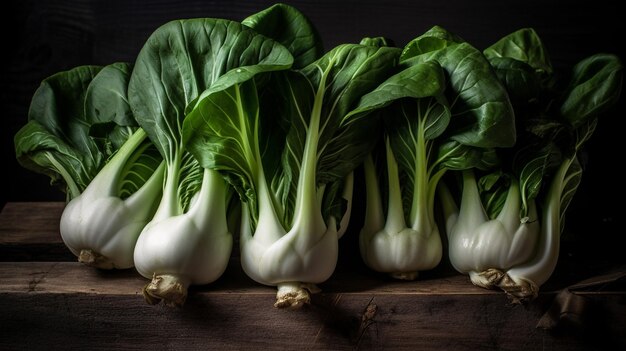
[14,3,622,307]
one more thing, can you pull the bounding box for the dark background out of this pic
[1,0,624,265]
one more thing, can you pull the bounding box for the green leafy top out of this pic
[184,43,400,229]
[477,28,623,221]
[401,26,516,148]
[273,44,400,226]
[347,26,514,228]
[129,18,294,163]
[15,64,136,199]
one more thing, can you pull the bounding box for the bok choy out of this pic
[15,63,165,269]
[129,17,293,306]
[440,28,623,301]
[353,27,516,279]
[13,3,622,308]
[184,42,399,307]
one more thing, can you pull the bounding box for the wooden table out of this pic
[1,202,624,350]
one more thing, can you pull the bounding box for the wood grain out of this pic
[1,262,625,351]
[0,202,72,261]
[0,202,64,244]
[0,201,625,350]
[0,261,491,296]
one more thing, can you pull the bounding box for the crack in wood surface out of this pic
[354,297,377,349]
[27,263,58,292]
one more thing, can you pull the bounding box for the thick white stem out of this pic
[250,165,287,245]
[361,154,385,235]
[187,168,227,230]
[384,138,407,234]
[152,151,183,222]
[506,159,572,290]
[456,170,489,234]
[290,67,329,250]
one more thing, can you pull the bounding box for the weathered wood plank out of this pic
[0,261,492,296]
[0,202,72,261]
[0,202,64,244]
[0,197,624,350]
[0,262,624,351]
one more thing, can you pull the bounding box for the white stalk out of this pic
[360,154,385,238]
[134,168,233,306]
[442,169,543,302]
[60,128,164,269]
[240,67,339,307]
[359,138,441,280]
[504,158,572,300]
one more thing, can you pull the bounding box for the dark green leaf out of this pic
[487,57,543,105]
[436,140,499,171]
[573,118,598,152]
[402,28,516,148]
[483,28,552,77]
[360,37,395,47]
[15,65,105,198]
[242,3,323,68]
[400,26,464,60]
[560,53,623,128]
[348,61,445,116]
[85,62,136,153]
[86,62,135,128]
[389,97,451,171]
